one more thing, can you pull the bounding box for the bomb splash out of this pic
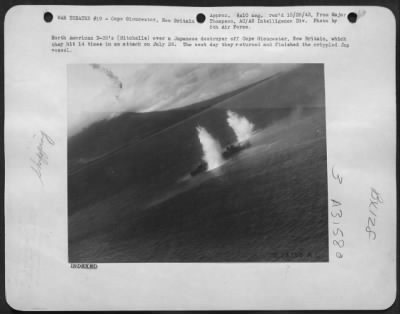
[196,126,224,171]
[90,64,123,100]
[190,113,254,177]
[227,110,255,143]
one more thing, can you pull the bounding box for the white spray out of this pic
[196,126,224,171]
[227,110,255,143]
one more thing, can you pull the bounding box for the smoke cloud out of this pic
[196,126,224,171]
[227,110,255,143]
[90,64,123,99]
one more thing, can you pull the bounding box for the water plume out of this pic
[196,126,224,171]
[227,110,255,143]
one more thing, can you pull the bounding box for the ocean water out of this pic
[69,109,328,262]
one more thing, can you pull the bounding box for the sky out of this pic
[68,63,298,135]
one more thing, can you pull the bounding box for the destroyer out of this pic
[190,141,251,177]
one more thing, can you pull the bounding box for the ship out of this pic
[222,141,250,159]
[190,160,208,177]
[190,141,251,177]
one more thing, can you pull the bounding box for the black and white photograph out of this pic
[5,5,397,310]
[68,63,328,263]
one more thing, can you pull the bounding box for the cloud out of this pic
[68,63,298,134]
